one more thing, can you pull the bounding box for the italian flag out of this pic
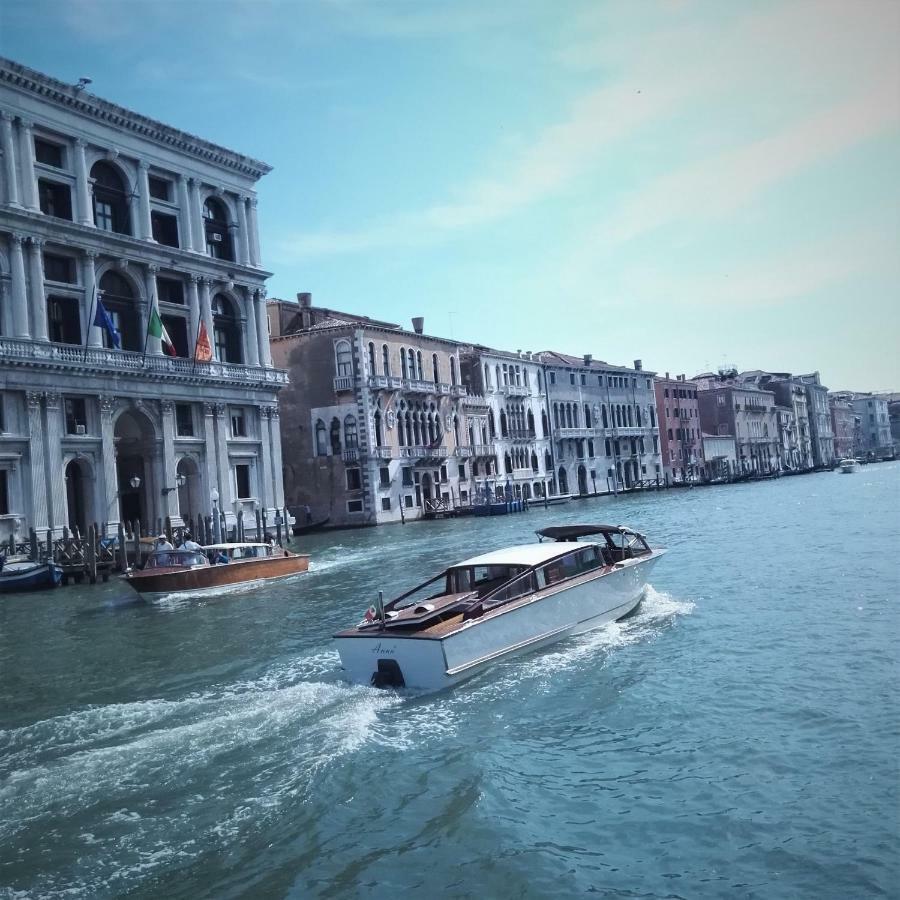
[148,304,177,357]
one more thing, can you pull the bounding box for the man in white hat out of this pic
[156,533,174,551]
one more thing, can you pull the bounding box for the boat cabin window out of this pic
[146,550,207,568]
[480,570,537,610]
[448,564,525,597]
[540,546,603,586]
[604,531,650,559]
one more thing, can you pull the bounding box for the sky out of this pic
[2,0,898,391]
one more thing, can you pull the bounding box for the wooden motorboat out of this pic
[124,543,309,600]
[0,558,63,593]
[335,524,666,691]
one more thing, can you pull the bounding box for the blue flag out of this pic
[93,295,121,348]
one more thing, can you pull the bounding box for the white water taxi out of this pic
[334,524,666,691]
[839,458,857,474]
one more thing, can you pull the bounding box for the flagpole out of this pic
[83,286,97,363]
[191,311,203,375]
[142,293,154,366]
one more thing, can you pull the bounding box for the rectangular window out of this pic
[457,464,466,479]
[598,375,603,385]
[161,314,189,357]
[38,180,73,220]
[47,295,82,345]
[157,277,185,305]
[379,466,390,487]
[580,373,586,385]
[175,403,194,437]
[43,253,76,283]
[569,373,575,385]
[0,469,8,515]
[148,176,172,201]
[346,468,362,490]
[34,138,64,168]
[231,409,247,437]
[235,464,252,499]
[440,464,448,482]
[65,398,87,434]
[402,467,413,486]
[381,497,391,511]
[549,372,556,385]
[348,499,364,513]
[151,211,180,248]
[404,495,413,508]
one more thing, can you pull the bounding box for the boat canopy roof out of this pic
[453,542,592,569]
[202,542,271,551]
[535,524,645,542]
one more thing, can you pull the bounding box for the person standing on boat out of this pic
[156,533,174,551]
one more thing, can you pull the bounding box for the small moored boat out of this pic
[335,524,666,691]
[124,542,309,600]
[839,458,857,474]
[0,558,63,593]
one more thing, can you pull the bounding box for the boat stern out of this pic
[334,631,450,691]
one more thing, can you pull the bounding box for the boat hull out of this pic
[124,553,309,600]
[336,551,664,691]
[0,561,63,593]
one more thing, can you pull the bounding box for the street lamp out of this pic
[129,475,141,490]
[162,473,187,495]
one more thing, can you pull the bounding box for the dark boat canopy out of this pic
[535,524,645,542]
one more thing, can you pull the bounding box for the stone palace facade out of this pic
[0,58,286,542]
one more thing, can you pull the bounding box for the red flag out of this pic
[194,320,213,362]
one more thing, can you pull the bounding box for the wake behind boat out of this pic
[335,524,666,691]
[124,542,309,601]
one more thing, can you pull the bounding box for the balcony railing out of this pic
[342,448,360,463]
[372,446,393,459]
[502,384,530,397]
[0,337,288,384]
[333,375,354,392]
[461,393,488,408]
[367,374,405,390]
[472,444,494,457]
[456,447,472,458]
[400,446,448,459]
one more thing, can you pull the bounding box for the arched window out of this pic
[367,342,376,375]
[374,410,383,447]
[315,419,327,456]
[98,270,140,350]
[488,409,496,438]
[558,467,569,494]
[537,370,543,391]
[484,363,491,388]
[504,453,512,474]
[566,405,573,428]
[527,409,535,435]
[335,340,352,377]
[432,353,439,384]
[602,405,608,428]
[541,410,548,437]
[212,293,242,363]
[636,406,642,427]
[616,406,623,427]
[650,407,656,427]
[397,412,405,446]
[330,417,341,453]
[91,162,130,235]
[400,347,408,379]
[203,197,233,261]
[584,404,592,428]
[382,344,390,376]
[450,357,457,386]
[453,414,460,446]
[416,350,423,380]
[468,423,475,446]
[545,450,552,472]
[500,410,508,437]
[407,348,416,380]
[553,403,560,428]
[573,405,580,427]
[588,439,594,458]
[495,365,501,388]
[524,368,530,388]
[531,451,539,472]
[627,406,633,426]
[344,415,358,449]
[412,411,421,445]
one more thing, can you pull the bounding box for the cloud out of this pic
[275,0,900,262]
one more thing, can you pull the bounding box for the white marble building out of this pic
[0,58,286,541]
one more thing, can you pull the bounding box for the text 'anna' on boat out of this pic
[335,524,667,691]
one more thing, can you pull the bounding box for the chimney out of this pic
[633,359,643,371]
[678,374,685,381]
[665,371,670,380]
[411,317,424,334]
[583,353,592,366]
[296,292,312,308]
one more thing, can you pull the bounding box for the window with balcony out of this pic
[98,271,140,351]
[203,197,233,260]
[162,314,189,357]
[235,464,252,499]
[213,294,242,363]
[35,138,65,168]
[175,403,194,436]
[47,296,82,345]
[315,419,327,456]
[39,180,72,220]
[91,162,130,234]
[344,415,358,449]
[382,344,390,376]
[65,398,87,434]
[335,340,353,377]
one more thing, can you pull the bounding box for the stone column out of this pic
[26,391,49,531]
[247,198,261,267]
[270,404,286,508]
[160,400,180,522]
[0,278,10,337]
[202,402,219,509]
[73,139,93,225]
[99,396,120,528]
[9,233,30,337]
[236,196,251,265]
[28,237,48,341]
[214,402,232,523]
[83,250,102,347]
[17,119,39,211]
[257,407,273,512]
[199,277,214,356]
[190,178,206,252]
[137,160,154,241]
[144,263,162,355]
[187,274,201,352]
[1,112,21,208]
[44,391,67,533]
[256,289,272,367]
[243,286,260,367]
[177,174,194,252]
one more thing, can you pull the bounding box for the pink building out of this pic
[654,374,705,482]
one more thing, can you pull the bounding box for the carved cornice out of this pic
[0,59,272,179]
[26,390,42,409]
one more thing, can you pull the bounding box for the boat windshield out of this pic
[448,564,526,597]
[145,550,208,568]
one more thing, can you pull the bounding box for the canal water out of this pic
[1,465,897,898]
